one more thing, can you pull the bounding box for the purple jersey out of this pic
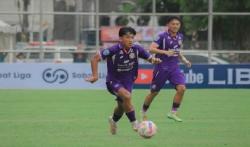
[100,43,151,84]
[154,31,184,70]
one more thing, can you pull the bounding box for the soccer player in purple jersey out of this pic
[141,16,192,122]
[85,27,161,134]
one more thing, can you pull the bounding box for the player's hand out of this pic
[164,50,175,56]
[185,60,192,68]
[85,75,98,83]
[150,57,162,64]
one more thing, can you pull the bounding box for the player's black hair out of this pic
[167,16,182,25]
[119,27,136,37]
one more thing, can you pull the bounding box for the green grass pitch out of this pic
[0,89,250,147]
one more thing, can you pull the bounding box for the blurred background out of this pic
[0,0,250,64]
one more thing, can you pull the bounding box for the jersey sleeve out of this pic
[99,46,117,60]
[180,33,184,40]
[178,33,184,49]
[153,33,164,47]
[137,45,152,60]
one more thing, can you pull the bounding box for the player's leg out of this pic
[168,69,186,122]
[141,91,158,120]
[141,70,168,120]
[106,81,124,134]
[112,99,124,122]
[116,87,138,131]
[172,84,186,113]
[106,81,138,132]
[109,99,124,135]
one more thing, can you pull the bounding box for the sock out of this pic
[172,102,180,113]
[142,104,149,112]
[125,110,136,122]
[112,113,123,122]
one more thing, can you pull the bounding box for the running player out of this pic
[85,27,161,134]
[141,16,191,122]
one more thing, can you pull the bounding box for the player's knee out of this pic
[122,91,131,100]
[118,88,131,100]
[177,85,186,93]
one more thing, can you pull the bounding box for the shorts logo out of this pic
[103,49,110,56]
[42,68,69,84]
[114,84,119,88]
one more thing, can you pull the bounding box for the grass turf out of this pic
[0,89,250,147]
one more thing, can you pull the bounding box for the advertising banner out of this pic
[0,63,249,89]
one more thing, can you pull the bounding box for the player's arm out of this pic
[178,51,191,68]
[85,52,101,83]
[137,45,162,64]
[147,56,162,64]
[149,42,175,56]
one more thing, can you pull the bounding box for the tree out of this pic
[213,0,250,50]
[212,0,250,62]
[115,1,136,26]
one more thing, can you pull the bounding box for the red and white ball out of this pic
[138,121,157,138]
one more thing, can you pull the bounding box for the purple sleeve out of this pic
[137,45,151,60]
[99,46,117,60]
[153,33,164,47]
[180,33,184,40]
[178,33,184,48]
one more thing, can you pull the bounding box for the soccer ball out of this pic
[138,121,157,138]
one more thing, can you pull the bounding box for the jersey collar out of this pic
[118,43,132,54]
[166,31,180,40]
